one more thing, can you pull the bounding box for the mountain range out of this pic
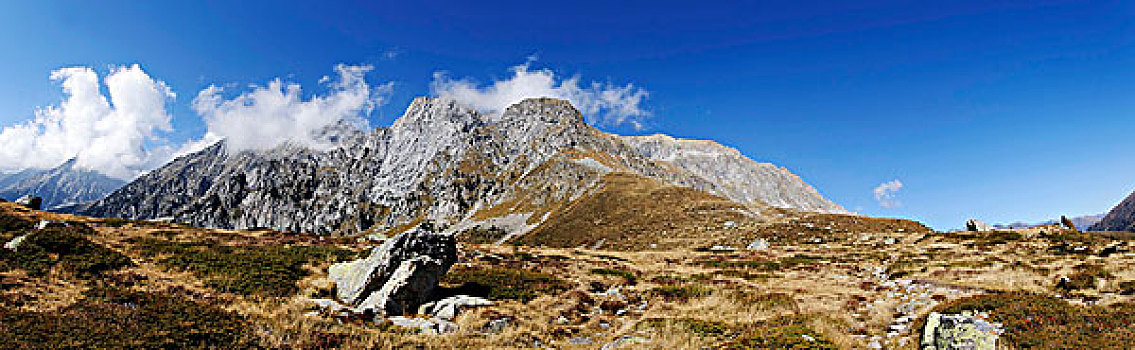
[82,97,843,239]
[0,159,125,210]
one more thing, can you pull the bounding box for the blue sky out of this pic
[0,0,1133,229]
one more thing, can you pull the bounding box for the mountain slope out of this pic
[85,97,841,237]
[0,159,125,210]
[1091,190,1135,231]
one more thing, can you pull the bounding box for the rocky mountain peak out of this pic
[84,96,844,235]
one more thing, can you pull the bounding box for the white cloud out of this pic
[0,65,176,180]
[190,64,392,153]
[873,179,904,208]
[430,60,650,129]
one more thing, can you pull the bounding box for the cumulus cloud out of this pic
[430,60,650,129]
[0,65,176,180]
[189,64,392,153]
[873,179,904,208]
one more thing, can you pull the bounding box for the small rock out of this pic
[569,336,594,345]
[922,312,1002,350]
[484,318,511,334]
[14,195,42,210]
[746,238,770,251]
[3,233,31,251]
[35,220,66,230]
[423,295,493,321]
[601,335,649,350]
[708,245,736,252]
[883,237,898,245]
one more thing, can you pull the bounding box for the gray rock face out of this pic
[622,134,844,213]
[1092,190,1135,232]
[921,312,1002,350]
[0,159,125,210]
[965,219,991,232]
[328,224,457,315]
[14,195,42,210]
[84,97,843,235]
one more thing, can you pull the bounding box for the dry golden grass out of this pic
[3,201,1135,348]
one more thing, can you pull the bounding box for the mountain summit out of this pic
[0,159,125,210]
[84,97,843,238]
[1091,190,1135,231]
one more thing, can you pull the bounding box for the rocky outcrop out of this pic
[328,224,457,315]
[84,97,842,236]
[965,219,991,232]
[14,195,42,210]
[0,159,125,210]
[1091,190,1135,232]
[921,311,1002,350]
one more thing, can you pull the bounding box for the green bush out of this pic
[442,267,571,302]
[591,267,637,285]
[0,287,255,348]
[137,238,357,297]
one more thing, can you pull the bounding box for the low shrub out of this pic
[442,267,571,302]
[719,317,837,349]
[931,292,1135,348]
[650,285,712,301]
[1057,264,1112,291]
[591,267,637,285]
[137,238,358,297]
[0,287,255,348]
[639,317,732,337]
[0,226,133,277]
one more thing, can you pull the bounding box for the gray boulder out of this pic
[14,195,42,210]
[965,219,991,232]
[328,224,457,316]
[921,312,1002,350]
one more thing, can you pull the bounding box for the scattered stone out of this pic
[484,318,511,334]
[328,224,457,316]
[746,238,770,251]
[921,311,1002,350]
[14,195,42,210]
[708,245,736,252]
[883,237,898,245]
[35,220,66,230]
[3,233,31,251]
[965,219,991,232]
[569,336,594,345]
[419,295,493,321]
[601,335,649,350]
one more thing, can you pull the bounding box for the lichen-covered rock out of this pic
[328,224,457,315]
[921,311,1002,350]
[356,255,445,315]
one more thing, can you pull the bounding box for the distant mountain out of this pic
[0,159,126,210]
[995,214,1105,230]
[85,97,843,236]
[1091,190,1135,232]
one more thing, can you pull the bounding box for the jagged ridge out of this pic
[85,97,842,236]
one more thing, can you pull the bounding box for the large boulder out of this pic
[14,195,42,210]
[328,224,457,316]
[921,311,1002,350]
[965,219,991,232]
